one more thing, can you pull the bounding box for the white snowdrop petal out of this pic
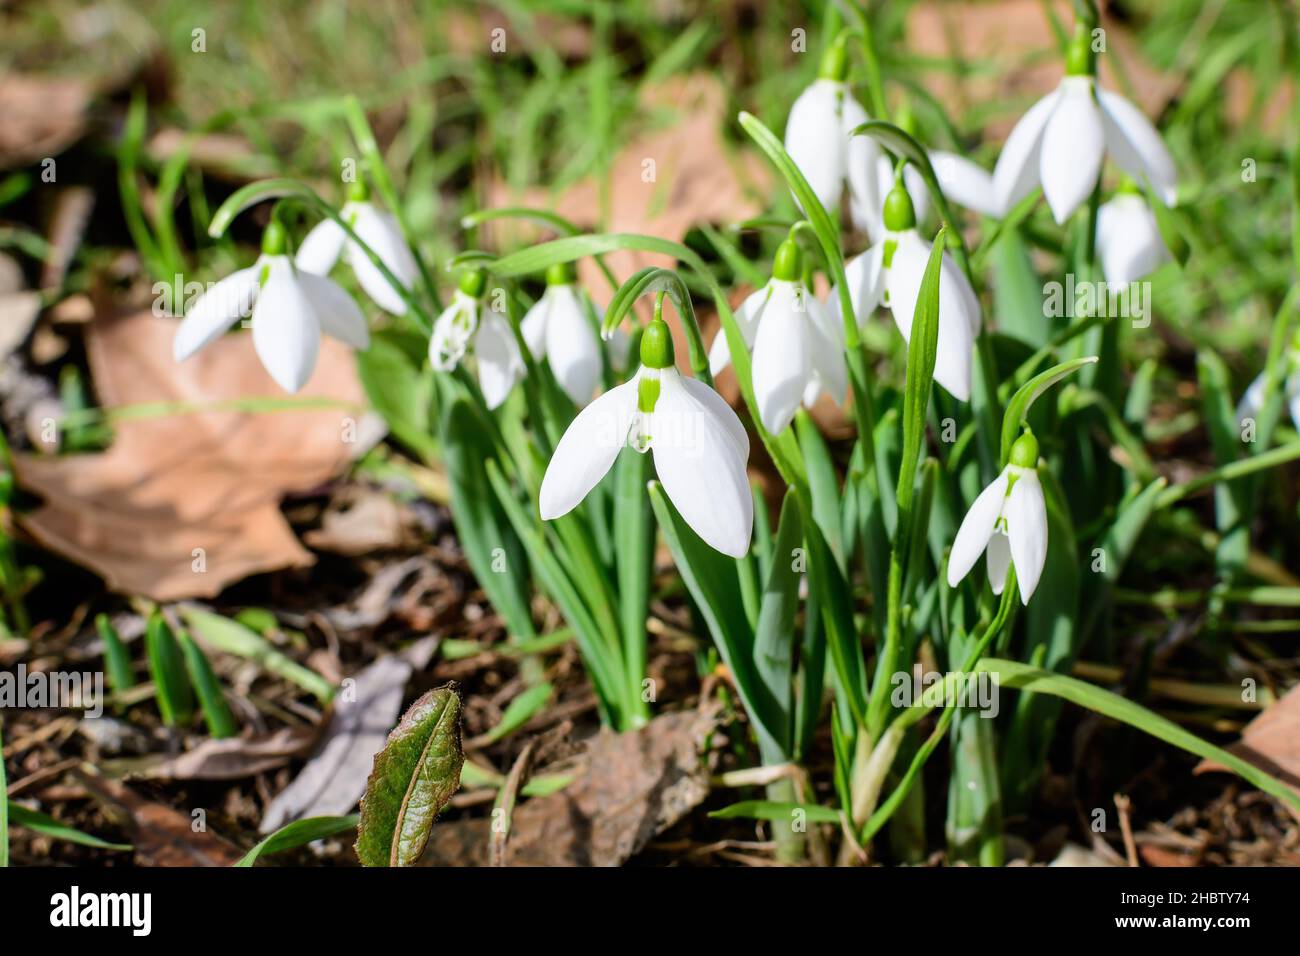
[1039,80,1105,224]
[786,80,847,218]
[173,266,260,361]
[429,298,476,371]
[1287,372,1300,434]
[1236,370,1267,427]
[1098,89,1178,207]
[1096,196,1170,286]
[539,377,639,520]
[843,94,883,237]
[889,231,976,401]
[993,89,1061,213]
[347,206,418,316]
[474,311,524,410]
[297,272,369,349]
[1007,471,1049,604]
[678,375,749,462]
[987,531,1012,595]
[805,295,848,404]
[652,371,753,557]
[521,295,550,359]
[929,151,999,218]
[709,285,769,376]
[947,472,1009,587]
[251,267,321,393]
[295,218,347,275]
[544,285,602,404]
[751,283,811,434]
[840,243,885,327]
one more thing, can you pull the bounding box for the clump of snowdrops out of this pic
[178,1,1300,864]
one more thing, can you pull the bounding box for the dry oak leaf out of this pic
[0,74,91,171]
[418,706,718,866]
[1195,683,1300,799]
[14,309,369,601]
[485,73,771,292]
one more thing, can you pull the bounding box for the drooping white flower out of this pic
[947,432,1048,605]
[836,179,979,401]
[296,185,419,317]
[785,40,883,235]
[709,239,847,434]
[173,220,369,393]
[429,270,524,410]
[540,317,752,557]
[521,262,605,405]
[992,33,1176,224]
[1095,189,1172,285]
[1237,337,1300,433]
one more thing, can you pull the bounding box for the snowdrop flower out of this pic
[1237,331,1300,433]
[992,30,1177,224]
[521,261,605,404]
[173,220,369,393]
[541,316,752,557]
[708,238,847,434]
[838,179,979,401]
[1095,184,1172,285]
[785,39,882,235]
[947,431,1048,605]
[296,181,418,316]
[429,269,524,410]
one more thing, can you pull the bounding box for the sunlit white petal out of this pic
[786,80,847,218]
[297,272,370,349]
[886,231,974,401]
[993,89,1061,213]
[947,471,1009,586]
[1098,90,1178,207]
[251,263,321,393]
[173,266,260,361]
[987,531,1012,595]
[295,218,347,276]
[545,285,602,404]
[347,205,418,316]
[652,370,753,557]
[539,377,639,520]
[1039,78,1105,224]
[751,282,811,433]
[474,311,524,410]
[1006,470,1048,603]
[931,150,1001,218]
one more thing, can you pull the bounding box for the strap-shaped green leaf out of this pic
[999,357,1098,465]
[6,803,131,852]
[979,658,1300,814]
[355,685,464,867]
[236,815,358,867]
[709,801,842,825]
[752,492,802,756]
[177,630,237,739]
[440,392,536,646]
[181,606,335,703]
[145,612,194,728]
[648,482,787,742]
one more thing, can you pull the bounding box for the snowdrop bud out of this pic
[346,178,370,202]
[817,36,849,82]
[1065,26,1095,77]
[771,238,803,282]
[883,180,917,233]
[1009,430,1039,469]
[261,218,288,256]
[459,268,487,298]
[546,260,577,286]
[640,317,674,370]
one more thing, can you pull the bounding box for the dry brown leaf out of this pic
[486,73,771,310]
[14,308,369,600]
[258,638,439,833]
[419,707,717,866]
[907,1,1176,141]
[303,489,407,556]
[0,74,91,171]
[101,727,316,781]
[77,765,242,867]
[1195,683,1300,796]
